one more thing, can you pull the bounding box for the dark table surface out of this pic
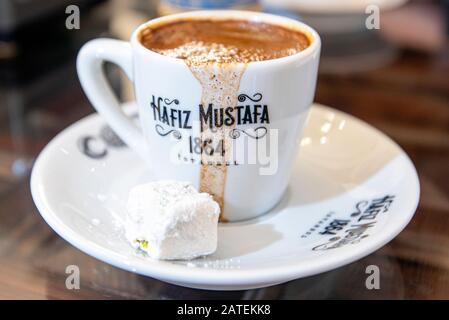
[0,4,448,299]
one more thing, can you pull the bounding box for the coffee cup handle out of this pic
[77,39,147,159]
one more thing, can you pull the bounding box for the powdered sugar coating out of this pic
[153,40,300,65]
[125,181,220,260]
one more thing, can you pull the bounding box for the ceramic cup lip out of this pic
[130,10,321,69]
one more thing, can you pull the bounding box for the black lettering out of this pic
[253,105,262,123]
[242,105,253,124]
[199,104,213,130]
[235,106,244,125]
[183,110,191,129]
[224,107,235,126]
[169,108,177,127]
[260,105,270,123]
[214,108,224,128]
[150,95,162,121]
[161,106,169,125]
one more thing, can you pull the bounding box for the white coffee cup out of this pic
[77,10,320,222]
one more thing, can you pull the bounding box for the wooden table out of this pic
[0,15,448,299]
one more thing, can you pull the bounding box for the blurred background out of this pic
[0,0,448,299]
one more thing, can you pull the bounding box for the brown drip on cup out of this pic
[186,62,246,221]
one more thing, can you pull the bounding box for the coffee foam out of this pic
[140,19,310,65]
[152,41,300,65]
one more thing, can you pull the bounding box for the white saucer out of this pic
[31,102,419,290]
[261,0,408,15]
[262,0,408,35]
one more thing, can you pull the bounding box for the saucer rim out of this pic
[260,0,408,15]
[30,102,420,288]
